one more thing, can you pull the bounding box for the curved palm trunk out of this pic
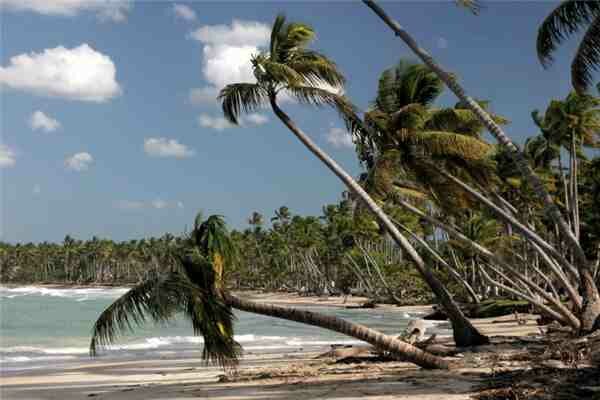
[269,96,488,347]
[363,0,600,332]
[223,292,448,369]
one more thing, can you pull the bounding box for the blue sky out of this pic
[0,0,588,243]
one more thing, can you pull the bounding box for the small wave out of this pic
[0,286,130,301]
[1,355,78,363]
[0,346,89,355]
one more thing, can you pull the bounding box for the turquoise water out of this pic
[0,286,446,372]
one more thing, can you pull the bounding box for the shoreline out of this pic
[1,284,432,311]
[0,288,545,399]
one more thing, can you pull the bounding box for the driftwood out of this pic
[401,320,426,344]
[316,345,374,360]
[590,333,600,367]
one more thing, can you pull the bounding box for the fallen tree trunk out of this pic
[224,292,449,369]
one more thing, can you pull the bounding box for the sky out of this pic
[0,0,589,243]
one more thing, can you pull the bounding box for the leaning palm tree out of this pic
[538,91,600,239]
[363,0,600,332]
[219,15,488,346]
[90,214,449,369]
[537,0,600,93]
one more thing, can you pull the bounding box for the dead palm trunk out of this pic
[223,292,448,369]
[362,0,600,332]
[269,95,488,346]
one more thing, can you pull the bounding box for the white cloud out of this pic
[114,200,145,210]
[0,44,121,102]
[32,184,41,195]
[144,137,195,158]
[172,3,195,21]
[29,110,61,132]
[198,114,235,131]
[326,127,354,149]
[0,144,16,168]
[151,199,168,209]
[244,113,268,125]
[114,199,183,210]
[437,37,448,49]
[189,19,270,47]
[189,86,218,105]
[65,152,93,171]
[198,112,269,131]
[0,0,132,22]
[188,20,270,106]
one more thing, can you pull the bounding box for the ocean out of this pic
[0,286,448,372]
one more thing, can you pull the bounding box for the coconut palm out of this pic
[537,91,600,239]
[90,216,241,367]
[359,61,502,213]
[219,14,487,346]
[537,0,600,93]
[91,214,449,370]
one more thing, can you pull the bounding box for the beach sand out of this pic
[1,292,542,400]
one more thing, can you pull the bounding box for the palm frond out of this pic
[90,275,176,357]
[426,108,508,137]
[399,63,444,107]
[286,85,364,136]
[263,61,304,86]
[375,68,398,114]
[375,61,444,110]
[288,51,346,88]
[90,271,241,368]
[276,22,316,62]
[219,83,268,124]
[270,14,287,63]
[455,0,483,15]
[402,130,492,160]
[571,15,600,93]
[537,0,600,68]
[390,103,428,131]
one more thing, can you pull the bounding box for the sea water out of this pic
[0,286,449,372]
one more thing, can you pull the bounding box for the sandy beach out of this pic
[1,292,543,400]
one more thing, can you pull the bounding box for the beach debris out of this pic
[400,319,427,344]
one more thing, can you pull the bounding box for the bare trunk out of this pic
[396,221,480,304]
[570,134,580,240]
[269,96,488,346]
[224,293,449,369]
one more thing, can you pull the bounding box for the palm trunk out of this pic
[570,133,580,240]
[396,221,480,304]
[223,292,448,369]
[394,197,581,329]
[269,96,488,346]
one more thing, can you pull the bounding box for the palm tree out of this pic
[219,14,487,346]
[537,0,600,93]
[537,91,600,239]
[359,61,502,214]
[363,0,600,333]
[90,214,449,369]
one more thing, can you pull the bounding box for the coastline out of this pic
[0,287,544,400]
